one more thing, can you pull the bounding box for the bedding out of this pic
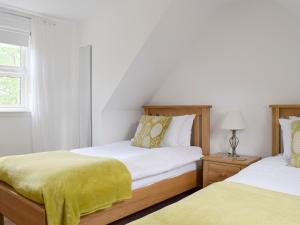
[177,114,195,146]
[228,155,300,196]
[0,141,202,225]
[290,116,300,119]
[72,141,203,187]
[291,121,300,167]
[129,182,300,225]
[279,118,293,159]
[133,162,197,189]
[279,117,300,160]
[161,114,196,147]
[129,155,300,225]
[132,115,172,148]
[0,151,131,225]
[161,115,190,147]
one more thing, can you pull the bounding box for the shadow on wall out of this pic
[95,109,142,146]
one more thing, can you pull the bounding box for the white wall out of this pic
[4,0,300,155]
[151,0,300,157]
[100,110,142,144]
[79,0,173,145]
[103,0,214,143]
[106,0,231,111]
[80,0,237,144]
[0,113,32,156]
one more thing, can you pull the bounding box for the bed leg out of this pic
[0,213,4,225]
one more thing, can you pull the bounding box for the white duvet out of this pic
[227,155,300,196]
[72,141,202,181]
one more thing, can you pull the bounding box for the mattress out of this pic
[227,154,300,196]
[72,141,202,189]
[132,162,197,190]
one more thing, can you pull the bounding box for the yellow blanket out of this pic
[0,151,132,225]
[129,182,300,225]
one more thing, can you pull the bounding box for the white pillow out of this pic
[178,114,196,147]
[279,118,300,159]
[161,115,189,147]
[161,114,196,147]
[279,119,291,159]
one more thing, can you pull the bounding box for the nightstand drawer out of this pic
[203,153,261,187]
[207,162,241,183]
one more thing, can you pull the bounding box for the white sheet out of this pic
[71,141,202,182]
[227,155,300,196]
[132,162,197,190]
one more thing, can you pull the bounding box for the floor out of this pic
[4,189,196,225]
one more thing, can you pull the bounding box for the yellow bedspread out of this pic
[129,182,300,225]
[0,151,132,225]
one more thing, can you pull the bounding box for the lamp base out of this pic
[222,152,247,161]
[225,152,240,158]
[229,130,239,157]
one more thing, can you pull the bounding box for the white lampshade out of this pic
[221,111,246,130]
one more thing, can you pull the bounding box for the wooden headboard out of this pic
[270,105,300,156]
[143,105,212,156]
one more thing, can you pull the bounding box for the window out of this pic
[0,10,31,111]
[0,43,28,108]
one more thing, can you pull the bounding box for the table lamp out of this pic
[221,111,246,157]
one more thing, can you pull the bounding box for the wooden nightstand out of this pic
[203,153,261,187]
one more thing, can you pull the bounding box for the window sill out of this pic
[0,108,31,116]
[0,107,30,112]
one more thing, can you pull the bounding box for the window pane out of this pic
[0,43,22,67]
[0,76,21,105]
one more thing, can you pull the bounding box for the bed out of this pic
[72,141,203,190]
[0,105,211,225]
[128,104,300,225]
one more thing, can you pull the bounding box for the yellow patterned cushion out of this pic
[291,121,300,168]
[132,115,172,148]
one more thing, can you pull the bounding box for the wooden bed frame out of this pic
[0,105,211,225]
[270,104,300,156]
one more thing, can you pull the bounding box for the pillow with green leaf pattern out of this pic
[132,115,172,148]
[291,120,300,168]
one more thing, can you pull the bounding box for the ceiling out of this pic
[0,0,105,21]
[0,0,300,22]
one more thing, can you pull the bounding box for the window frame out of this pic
[0,44,30,111]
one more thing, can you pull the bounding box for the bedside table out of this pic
[203,153,261,187]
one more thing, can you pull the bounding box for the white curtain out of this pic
[30,17,79,152]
